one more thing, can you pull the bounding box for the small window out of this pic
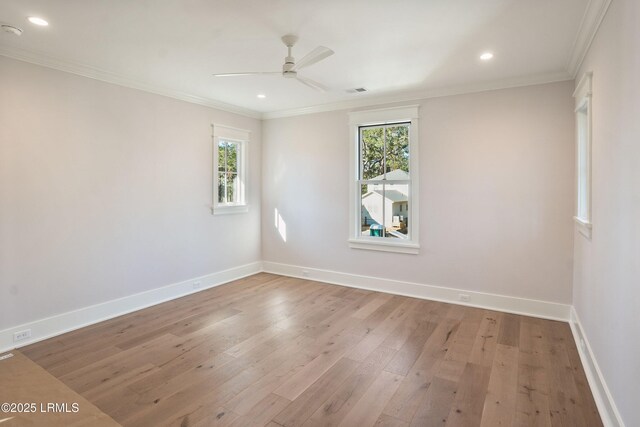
[349,106,420,254]
[573,72,592,238]
[212,125,249,215]
[217,140,240,204]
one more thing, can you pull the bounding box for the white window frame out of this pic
[573,72,593,239]
[212,124,250,215]
[348,105,420,254]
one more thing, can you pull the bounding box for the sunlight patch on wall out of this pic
[274,208,287,242]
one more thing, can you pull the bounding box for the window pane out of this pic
[226,172,237,203]
[217,172,226,203]
[218,141,226,172]
[577,109,587,218]
[360,183,384,237]
[218,171,238,204]
[384,183,409,239]
[360,127,385,180]
[226,142,238,173]
[386,124,410,175]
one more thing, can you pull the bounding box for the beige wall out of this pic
[0,56,262,330]
[262,81,575,304]
[573,0,640,425]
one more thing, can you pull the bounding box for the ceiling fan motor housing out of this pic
[283,57,296,77]
[282,34,298,78]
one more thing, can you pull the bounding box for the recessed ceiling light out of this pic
[480,52,494,61]
[27,17,49,26]
[257,94,266,99]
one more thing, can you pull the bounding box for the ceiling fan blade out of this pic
[213,72,280,77]
[295,76,329,92]
[292,46,334,71]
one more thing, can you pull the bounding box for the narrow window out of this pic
[217,140,240,204]
[573,73,592,238]
[212,125,250,215]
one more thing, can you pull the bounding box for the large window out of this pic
[212,124,249,215]
[573,72,592,238]
[349,106,419,254]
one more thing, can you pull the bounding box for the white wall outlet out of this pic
[458,294,470,302]
[302,270,310,277]
[13,329,31,342]
[193,281,202,289]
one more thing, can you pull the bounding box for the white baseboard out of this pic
[262,261,571,321]
[0,261,263,353]
[569,307,625,427]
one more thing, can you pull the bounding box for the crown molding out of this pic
[1,44,574,122]
[566,0,613,78]
[0,45,262,119]
[262,71,573,120]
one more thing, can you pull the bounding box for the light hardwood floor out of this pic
[20,273,602,426]
[0,351,118,426]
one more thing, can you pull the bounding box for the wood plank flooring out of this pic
[18,273,602,426]
[0,350,118,426]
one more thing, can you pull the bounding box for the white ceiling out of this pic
[0,0,589,116]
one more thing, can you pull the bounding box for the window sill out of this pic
[574,216,592,240]
[212,204,249,215]
[348,238,420,254]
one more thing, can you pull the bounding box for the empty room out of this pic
[0,0,638,426]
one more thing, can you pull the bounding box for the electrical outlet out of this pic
[193,281,202,289]
[13,329,31,342]
[458,294,470,302]
[302,270,310,277]
[0,353,14,361]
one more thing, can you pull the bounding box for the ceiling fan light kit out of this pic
[213,34,333,92]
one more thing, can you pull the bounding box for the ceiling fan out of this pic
[212,35,334,92]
